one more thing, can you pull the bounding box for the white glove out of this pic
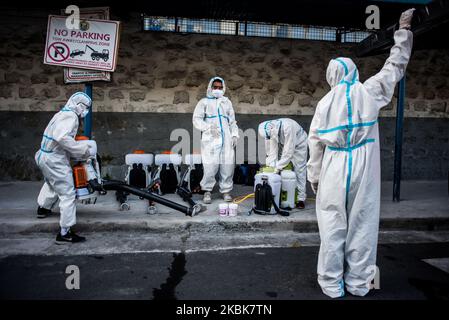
[231,136,238,148]
[311,182,318,195]
[274,168,281,175]
[399,8,415,30]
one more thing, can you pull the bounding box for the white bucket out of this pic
[228,203,238,216]
[218,203,228,216]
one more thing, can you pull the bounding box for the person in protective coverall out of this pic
[192,77,239,204]
[258,118,308,208]
[307,9,415,298]
[35,92,95,244]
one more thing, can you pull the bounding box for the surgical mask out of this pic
[81,109,89,118]
[211,89,224,99]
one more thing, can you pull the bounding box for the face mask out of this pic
[211,89,224,98]
[81,109,89,118]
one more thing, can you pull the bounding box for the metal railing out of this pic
[142,15,371,43]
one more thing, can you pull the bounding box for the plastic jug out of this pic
[280,170,297,209]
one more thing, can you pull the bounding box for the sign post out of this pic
[84,83,93,138]
[393,77,406,202]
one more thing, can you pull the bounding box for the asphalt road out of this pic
[1,243,448,300]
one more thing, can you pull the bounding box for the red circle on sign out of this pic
[47,42,70,62]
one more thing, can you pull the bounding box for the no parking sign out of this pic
[44,15,120,72]
[63,7,112,83]
[47,42,70,62]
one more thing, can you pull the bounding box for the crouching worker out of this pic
[35,92,95,244]
[193,76,239,204]
[258,118,308,208]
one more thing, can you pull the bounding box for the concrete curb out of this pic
[2,217,449,236]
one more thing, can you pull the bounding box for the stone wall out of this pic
[0,112,447,181]
[0,9,448,117]
[0,9,448,181]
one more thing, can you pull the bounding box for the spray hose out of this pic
[232,193,254,204]
[233,193,315,204]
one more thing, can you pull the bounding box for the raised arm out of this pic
[363,9,415,109]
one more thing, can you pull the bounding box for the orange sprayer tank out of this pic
[75,135,89,141]
[73,164,88,188]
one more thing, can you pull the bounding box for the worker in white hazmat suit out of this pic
[193,77,239,204]
[258,118,308,208]
[35,92,95,244]
[307,9,415,298]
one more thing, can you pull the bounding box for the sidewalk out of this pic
[0,180,447,235]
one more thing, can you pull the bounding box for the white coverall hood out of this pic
[258,120,281,141]
[206,76,226,98]
[326,57,358,88]
[65,92,92,117]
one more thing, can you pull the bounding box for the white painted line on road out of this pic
[184,244,307,253]
[422,258,449,274]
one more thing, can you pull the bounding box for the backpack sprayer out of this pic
[181,154,203,194]
[250,168,289,216]
[232,166,299,216]
[72,136,102,204]
[115,150,155,212]
[72,138,201,217]
[152,153,182,195]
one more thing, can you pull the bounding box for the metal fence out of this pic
[341,30,372,43]
[142,15,371,43]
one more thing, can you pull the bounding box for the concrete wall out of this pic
[0,112,447,181]
[0,9,448,181]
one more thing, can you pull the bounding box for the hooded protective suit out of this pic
[258,118,308,202]
[307,29,413,297]
[35,92,92,228]
[192,77,239,193]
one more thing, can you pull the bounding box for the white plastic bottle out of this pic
[219,203,229,216]
[280,170,297,209]
[228,203,238,217]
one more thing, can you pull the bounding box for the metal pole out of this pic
[84,83,93,139]
[393,76,406,202]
